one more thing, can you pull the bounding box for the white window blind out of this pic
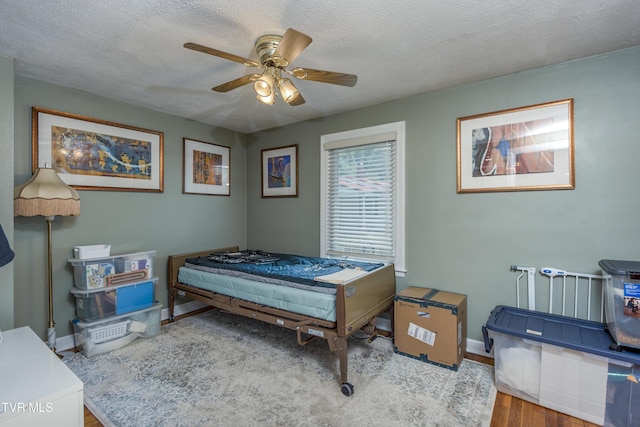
[325,140,397,261]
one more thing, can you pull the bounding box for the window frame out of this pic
[320,121,406,276]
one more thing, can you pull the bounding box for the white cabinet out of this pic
[0,327,83,426]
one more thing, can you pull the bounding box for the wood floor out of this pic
[81,311,600,427]
[466,353,599,427]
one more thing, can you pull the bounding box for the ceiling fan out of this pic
[184,28,357,106]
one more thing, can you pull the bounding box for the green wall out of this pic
[0,55,14,331]
[246,47,640,342]
[9,47,640,345]
[13,79,247,340]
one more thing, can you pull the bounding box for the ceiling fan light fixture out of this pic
[277,78,299,104]
[184,28,357,107]
[253,71,274,97]
[256,91,275,105]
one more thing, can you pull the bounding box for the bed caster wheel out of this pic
[341,382,354,397]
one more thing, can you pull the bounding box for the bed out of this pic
[167,246,396,396]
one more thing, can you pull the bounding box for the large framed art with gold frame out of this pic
[456,99,574,193]
[32,106,164,192]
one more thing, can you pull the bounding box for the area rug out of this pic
[64,310,496,427]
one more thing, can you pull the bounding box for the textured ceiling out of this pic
[1,1,639,134]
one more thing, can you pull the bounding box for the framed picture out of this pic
[183,138,230,196]
[457,99,574,193]
[32,106,164,192]
[261,144,298,198]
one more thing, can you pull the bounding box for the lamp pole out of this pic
[46,216,56,351]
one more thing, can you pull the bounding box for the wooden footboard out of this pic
[167,247,396,396]
[336,263,396,337]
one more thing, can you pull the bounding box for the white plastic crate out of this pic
[72,302,162,357]
[73,244,111,259]
[89,320,131,344]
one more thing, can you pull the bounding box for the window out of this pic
[320,121,405,276]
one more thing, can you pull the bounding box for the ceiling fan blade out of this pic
[288,93,305,106]
[273,28,312,65]
[184,42,261,68]
[213,74,261,92]
[291,67,357,87]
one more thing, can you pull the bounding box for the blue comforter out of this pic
[184,251,384,293]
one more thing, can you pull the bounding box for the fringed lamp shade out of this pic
[14,168,80,217]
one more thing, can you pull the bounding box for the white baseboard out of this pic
[57,331,77,352]
[467,337,493,358]
[57,300,209,351]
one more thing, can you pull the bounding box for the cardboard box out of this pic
[393,287,467,370]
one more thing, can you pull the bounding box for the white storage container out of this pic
[483,305,640,426]
[489,328,608,424]
[72,302,162,357]
[73,244,111,259]
[68,250,156,289]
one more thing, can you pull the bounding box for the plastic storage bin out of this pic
[483,305,640,426]
[72,302,162,357]
[599,259,640,350]
[69,256,119,289]
[113,251,155,282]
[69,250,155,289]
[70,278,157,321]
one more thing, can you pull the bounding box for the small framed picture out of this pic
[183,138,230,196]
[457,99,574,193]
[261,144,298,198]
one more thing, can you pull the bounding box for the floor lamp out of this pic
[14,167,80,352]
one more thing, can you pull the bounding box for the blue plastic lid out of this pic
[484,305,640,364]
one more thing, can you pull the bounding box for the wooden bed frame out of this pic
[167,246,396,396]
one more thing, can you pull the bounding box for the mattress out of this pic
[184,252,384,295]
[178,267,337,321]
